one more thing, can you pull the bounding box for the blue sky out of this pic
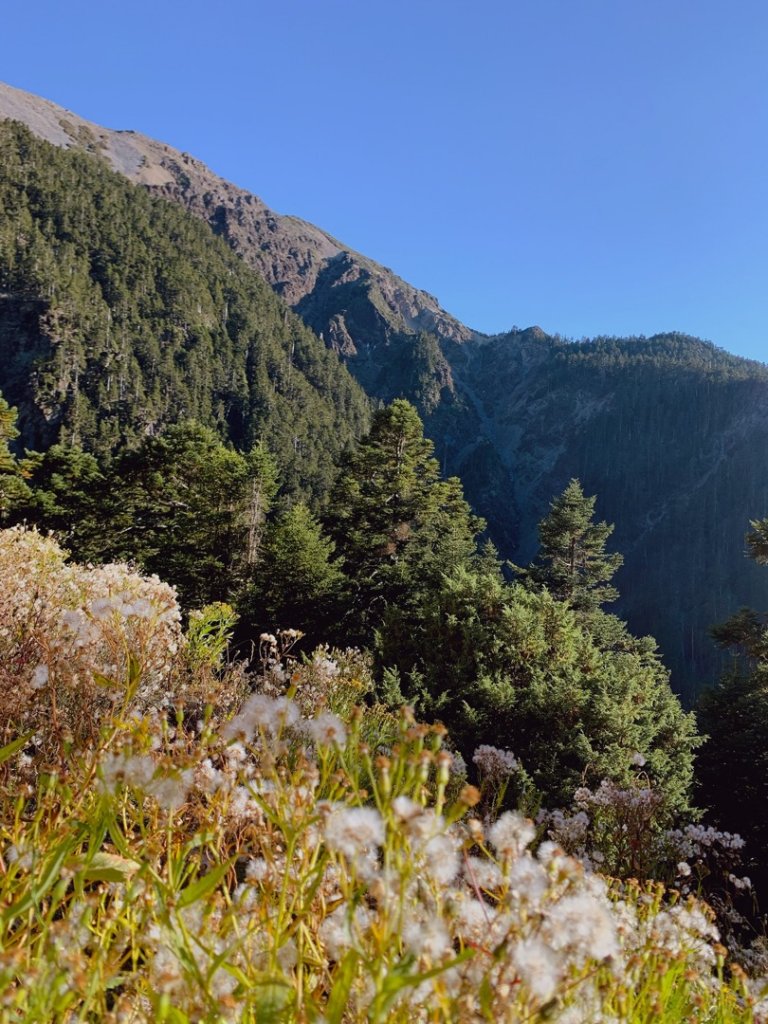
[3,0,768,361]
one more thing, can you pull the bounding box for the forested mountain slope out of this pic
[0,121,370,500]
[0,81,472,352]
[3,81,768,697]
[451,331,768,698]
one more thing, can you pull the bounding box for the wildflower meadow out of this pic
[0,527,766,1022]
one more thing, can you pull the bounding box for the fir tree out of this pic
[519,478,623,613]
[19,444,107,559]
[412,565,698,812]
[325,399,483,648]
[697,518,768,894]
[241,502,343,641]
[105,424,279,609]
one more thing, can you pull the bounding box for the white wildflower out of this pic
[319,905,373,960]
[245,858,273,884]
[197,758,226,794]
[545,808,589,850]
[472,744,518,779]
[728,873,752,891]
[545,892,618,961]
[507,854,549,904]
[573,786,592,806]
[222,694,299,741]
[403,916,452,961]
[124,754,156,788]
[304,712,346,747]
[423,832,460,885]
[453,897,491,942]
[463,855,504,893]
[90,597,115,620]
[488,812,536,858]
[312,653,340,679]
[123,597,153,619]
[230,784,263,821]
[31,664,49,689]
[392,795,424,827]
[512,936,561,1002]
[324,805,385,860]
[146,768,193,811]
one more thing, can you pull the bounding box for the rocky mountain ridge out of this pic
[0,82,473,358]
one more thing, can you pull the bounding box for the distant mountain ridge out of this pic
[3,80,768,699]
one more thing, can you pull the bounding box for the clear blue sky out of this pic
[3,0,768,361]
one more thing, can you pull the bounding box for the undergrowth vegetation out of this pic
[0,527,766,1022]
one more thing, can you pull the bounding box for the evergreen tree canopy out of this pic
[16,422,280,614]
[20,443,107,558]
[0,393,30,519]
[0,121,370,502]
[242,501,343,641]
[519,478,623,613]
[746,519,768,567]
[106,424,280,609]
[325,399,483,647]
[411,566,698,812]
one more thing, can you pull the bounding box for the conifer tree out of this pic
[412,566,698,812]
[19,444,107,558]
[0,394,30,520]
[325,399,483,647]
[242,502,343,640]
[520,479,623,613]
[105,424,279,609]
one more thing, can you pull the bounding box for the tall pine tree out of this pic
[241,502,343,642]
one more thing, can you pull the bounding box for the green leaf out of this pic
[325,949,360,1024]
[2,834,79,923]
[155,992,190,1023]
[367,949,475,1021]
[82,851,139,883]
[92,672,119,690]
[0,732,32,765]
[250,978,293,1024]
[177,859,232,908]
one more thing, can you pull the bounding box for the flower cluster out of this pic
[542,778,669,879]
[472,744,519,780]
[0,528,189,750]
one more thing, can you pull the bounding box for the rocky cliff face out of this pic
[4,80,768,699]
